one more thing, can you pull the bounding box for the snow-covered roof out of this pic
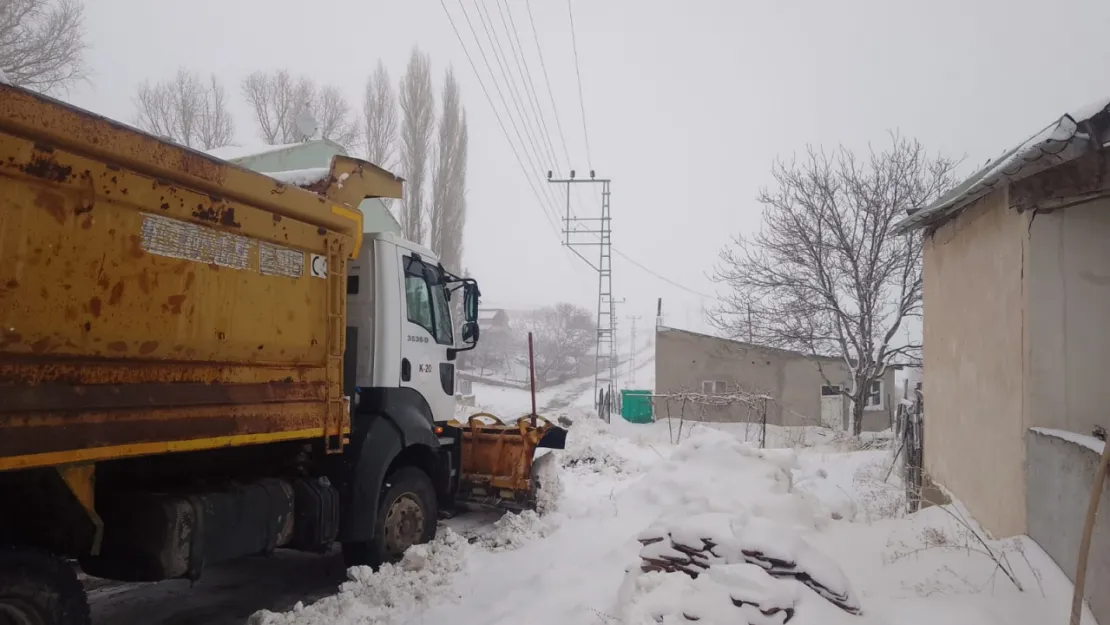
[894,97,1110,234]
[477,309,504,321]
[206,142,305,162]
[264,167,331,188]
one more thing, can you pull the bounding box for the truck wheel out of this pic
[0,548,89,625]
[342,467,438,569]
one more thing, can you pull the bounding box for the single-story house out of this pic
[894,98,1110,623]
[477,308,511,332]
[654,327,895,431]
[207,140,400,235]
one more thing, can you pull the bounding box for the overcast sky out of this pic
[67,0,1110,338]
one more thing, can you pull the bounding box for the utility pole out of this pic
[547,169,616,414]
[627,315,641,385]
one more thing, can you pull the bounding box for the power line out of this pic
[451,0,564,227]
[439,0,560,236]
[612,247,721,301]
[523,0,590,220]
[496,0,561,173]
[440,0,594,291]
[566,0,593,171]
[525,0,572,173]
[474,0,554,179]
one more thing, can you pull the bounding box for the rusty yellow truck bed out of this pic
[0,85,400,472]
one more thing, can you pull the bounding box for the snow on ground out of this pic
[252,341,1094,625]
[249,406,1096,625]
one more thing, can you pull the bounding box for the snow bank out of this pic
[620,428,825,533]
[629,513,860,619]
[247,529,468,625]
[618,564,800,625]
[0,69,10,85]
[476,510,553,551]
[559,414,649,476]
[532,450,564,515]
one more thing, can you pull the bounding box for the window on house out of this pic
[701,380,727,394]
[821,385,841,396]
[866,380,883,409]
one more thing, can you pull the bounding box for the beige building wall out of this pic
[1025,198,1110,437]
[654,328,894,429]
[922,188,1029,538]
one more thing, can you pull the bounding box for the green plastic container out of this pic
[620,389,654,423]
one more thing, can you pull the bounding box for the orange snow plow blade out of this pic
[447,413,567,512]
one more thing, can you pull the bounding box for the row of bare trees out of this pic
[128,48,469,273]
[380,50,469,273]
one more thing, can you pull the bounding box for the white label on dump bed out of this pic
[310,254,328,279]
[140,213,251,270]
[259,242,305,278]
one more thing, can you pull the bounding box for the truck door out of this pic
[398,253,456,422]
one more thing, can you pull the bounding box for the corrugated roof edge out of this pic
[893,97,1110,235]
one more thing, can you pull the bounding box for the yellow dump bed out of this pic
[0,85,401,472]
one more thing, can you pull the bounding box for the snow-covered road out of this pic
[247,416,1096,625]
[89,343,1098,625]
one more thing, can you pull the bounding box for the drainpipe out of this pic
[1070,429,1110,625]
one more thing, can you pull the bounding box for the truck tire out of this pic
[0,548,90,625]
[342,467,438,569]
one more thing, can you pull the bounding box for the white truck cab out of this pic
[346,232,480,425]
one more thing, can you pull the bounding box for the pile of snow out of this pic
[475,510,554,552]
[532,450,564,515]
[624,512,860,622]
[559,414,650,476]
[618,428,830,533]
[618,562,800,625]
[248,529,468,625]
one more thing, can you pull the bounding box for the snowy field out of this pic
[248,411,1097,625]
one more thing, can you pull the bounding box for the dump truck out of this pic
[0,84,565,625]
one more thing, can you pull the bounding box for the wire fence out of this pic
[894,389,925,514]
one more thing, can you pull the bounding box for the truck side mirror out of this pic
[461,321,480,345]
[463,282,480,323]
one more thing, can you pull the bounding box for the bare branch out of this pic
[710,134,956,435]
[363,60,398,169]
[521,303,595,387]
[398,47,435,244]
[133,69,234,150]
[241,69,358,151]
[430,66,468,273]
[0,0,86,94]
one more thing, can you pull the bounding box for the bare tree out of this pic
[710,134,956,435]
[398,48,435,244]
[0,0,86,94]
[241,69,359,150]
[524,303,595,386]
[133,69,234,149]
[430,67,468,273]
[363,60,398,169]
[315,84,360,149]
